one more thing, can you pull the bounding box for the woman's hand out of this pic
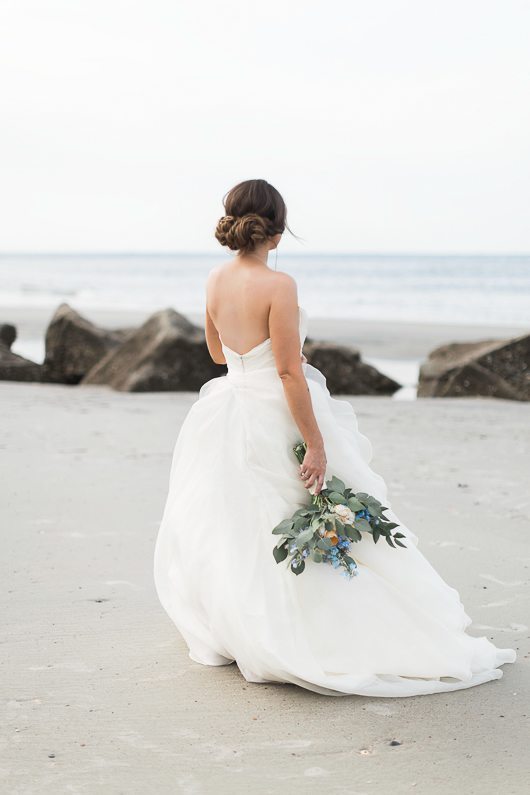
[299,443,327,495]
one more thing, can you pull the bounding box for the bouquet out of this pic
[272,441,406,578]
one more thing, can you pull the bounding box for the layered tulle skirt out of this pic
[153,362,516,697]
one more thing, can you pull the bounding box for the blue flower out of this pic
[302,548,309,558]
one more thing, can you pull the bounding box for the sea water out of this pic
[1,253,528,399]
[1,253,529,325]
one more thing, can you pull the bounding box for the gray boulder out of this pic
[43,303,134,384]
[0,323,44,382]
[82,308,226,391]
[0,324,17,349]
[302,338,401,395]
[418,333,530,400]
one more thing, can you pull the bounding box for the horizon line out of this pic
[1,250,530,258]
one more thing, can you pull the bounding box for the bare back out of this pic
[206,259,281,355]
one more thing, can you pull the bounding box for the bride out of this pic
[153,178,516,697]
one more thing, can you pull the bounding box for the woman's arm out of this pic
[204,270,226,365]
[204,304,226,365]
[269,273,327,495]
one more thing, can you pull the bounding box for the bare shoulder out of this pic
[270,269,298,297]
[205,263,229,297]
[207,257,238,281]
[206,263,223,283]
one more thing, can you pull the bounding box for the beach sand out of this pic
[1,380,528,794]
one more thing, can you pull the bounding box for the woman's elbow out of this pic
[277,364,304,381]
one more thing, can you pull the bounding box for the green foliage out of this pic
[326,475,346,493]
[328,491,347,504]
[272,518,295,536]
[345,525,362,542]
[271,440,406,578]
[273,543,288,563]
[291,558,305,575]
[347,496,364,511]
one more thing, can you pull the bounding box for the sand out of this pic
[1,380,528,794]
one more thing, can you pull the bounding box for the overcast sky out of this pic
[0,0,529,253]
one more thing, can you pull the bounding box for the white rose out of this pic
[331,503,355,525]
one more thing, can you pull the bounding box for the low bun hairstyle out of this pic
[215,213,275,252]
[215,179,294,254]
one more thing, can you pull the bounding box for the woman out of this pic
[153,179,516,697]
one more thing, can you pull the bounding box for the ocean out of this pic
[1,253,528,400]
[1,252,529,324]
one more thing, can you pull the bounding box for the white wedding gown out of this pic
[153,305,516,697]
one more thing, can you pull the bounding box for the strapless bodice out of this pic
[220,305,308,374]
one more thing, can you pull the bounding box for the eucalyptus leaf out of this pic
[296,527,314,546]
[347,497,364,511]
[292,508,309,518]
[272,519,294,535]
[273,544,288,563]
[326,476,346,494]
[395,539,407,548]
[272,529,295,538]
[345,525,362,542]
[372,528,380,543]
[291,558,305,575]
[328,491,347,504]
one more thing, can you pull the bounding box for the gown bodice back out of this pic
[220,305,308,374]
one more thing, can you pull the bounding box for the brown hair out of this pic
[215,179,296,254]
